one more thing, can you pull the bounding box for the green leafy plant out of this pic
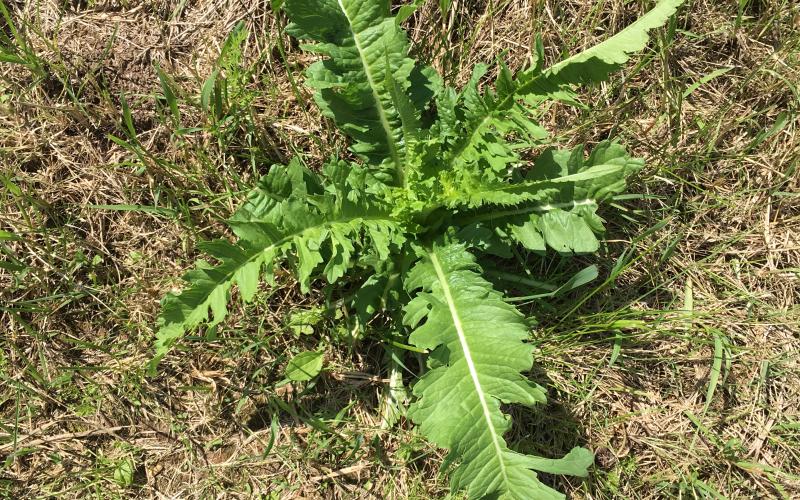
[152,0,685,498]
[285,350,325,382]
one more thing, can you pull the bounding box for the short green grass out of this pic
[1,0,799,498]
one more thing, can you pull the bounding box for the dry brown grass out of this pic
[1,0,799,498]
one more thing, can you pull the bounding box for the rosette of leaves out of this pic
[152,1,685,498]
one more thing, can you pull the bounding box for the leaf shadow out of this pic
[505,367,592,493]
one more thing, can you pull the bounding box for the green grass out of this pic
[1,0,799,498]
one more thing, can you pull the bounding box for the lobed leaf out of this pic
[543,0,686,86]
[153,161,403,367]
[284,0,438,184]
[404,243,592,499]
[509,0,686,107]
[431,0,683,195]
[454,141,643,256]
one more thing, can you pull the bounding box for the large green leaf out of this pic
[543,0,685,85]
[404,243,592,499]
[435,0,683,188]
[284,0,437,184]
[454,141,643,256]
[512,0,686,104]
[153,161,403,366]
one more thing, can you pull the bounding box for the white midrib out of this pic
[463,163,624,204]
[461,198,598,226]
[336,0,404,184]
[428,251,509,486]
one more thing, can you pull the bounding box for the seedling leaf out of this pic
[286,351,325,381]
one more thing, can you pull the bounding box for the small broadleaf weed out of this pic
[152,1,685,498]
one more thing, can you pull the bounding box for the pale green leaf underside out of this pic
[544,0,686,85]
[404,244,591,499]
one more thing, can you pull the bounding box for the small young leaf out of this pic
[285,351,324,381]
[0,230,20,241]
[113,458,135,487]
[522,447,594,476]
[287,307,325,336]
[396,0,425,24]
[200,70,218,113]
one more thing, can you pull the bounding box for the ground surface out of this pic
[1,0,799,498]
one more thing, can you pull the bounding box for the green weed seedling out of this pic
[151,1,685,498]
